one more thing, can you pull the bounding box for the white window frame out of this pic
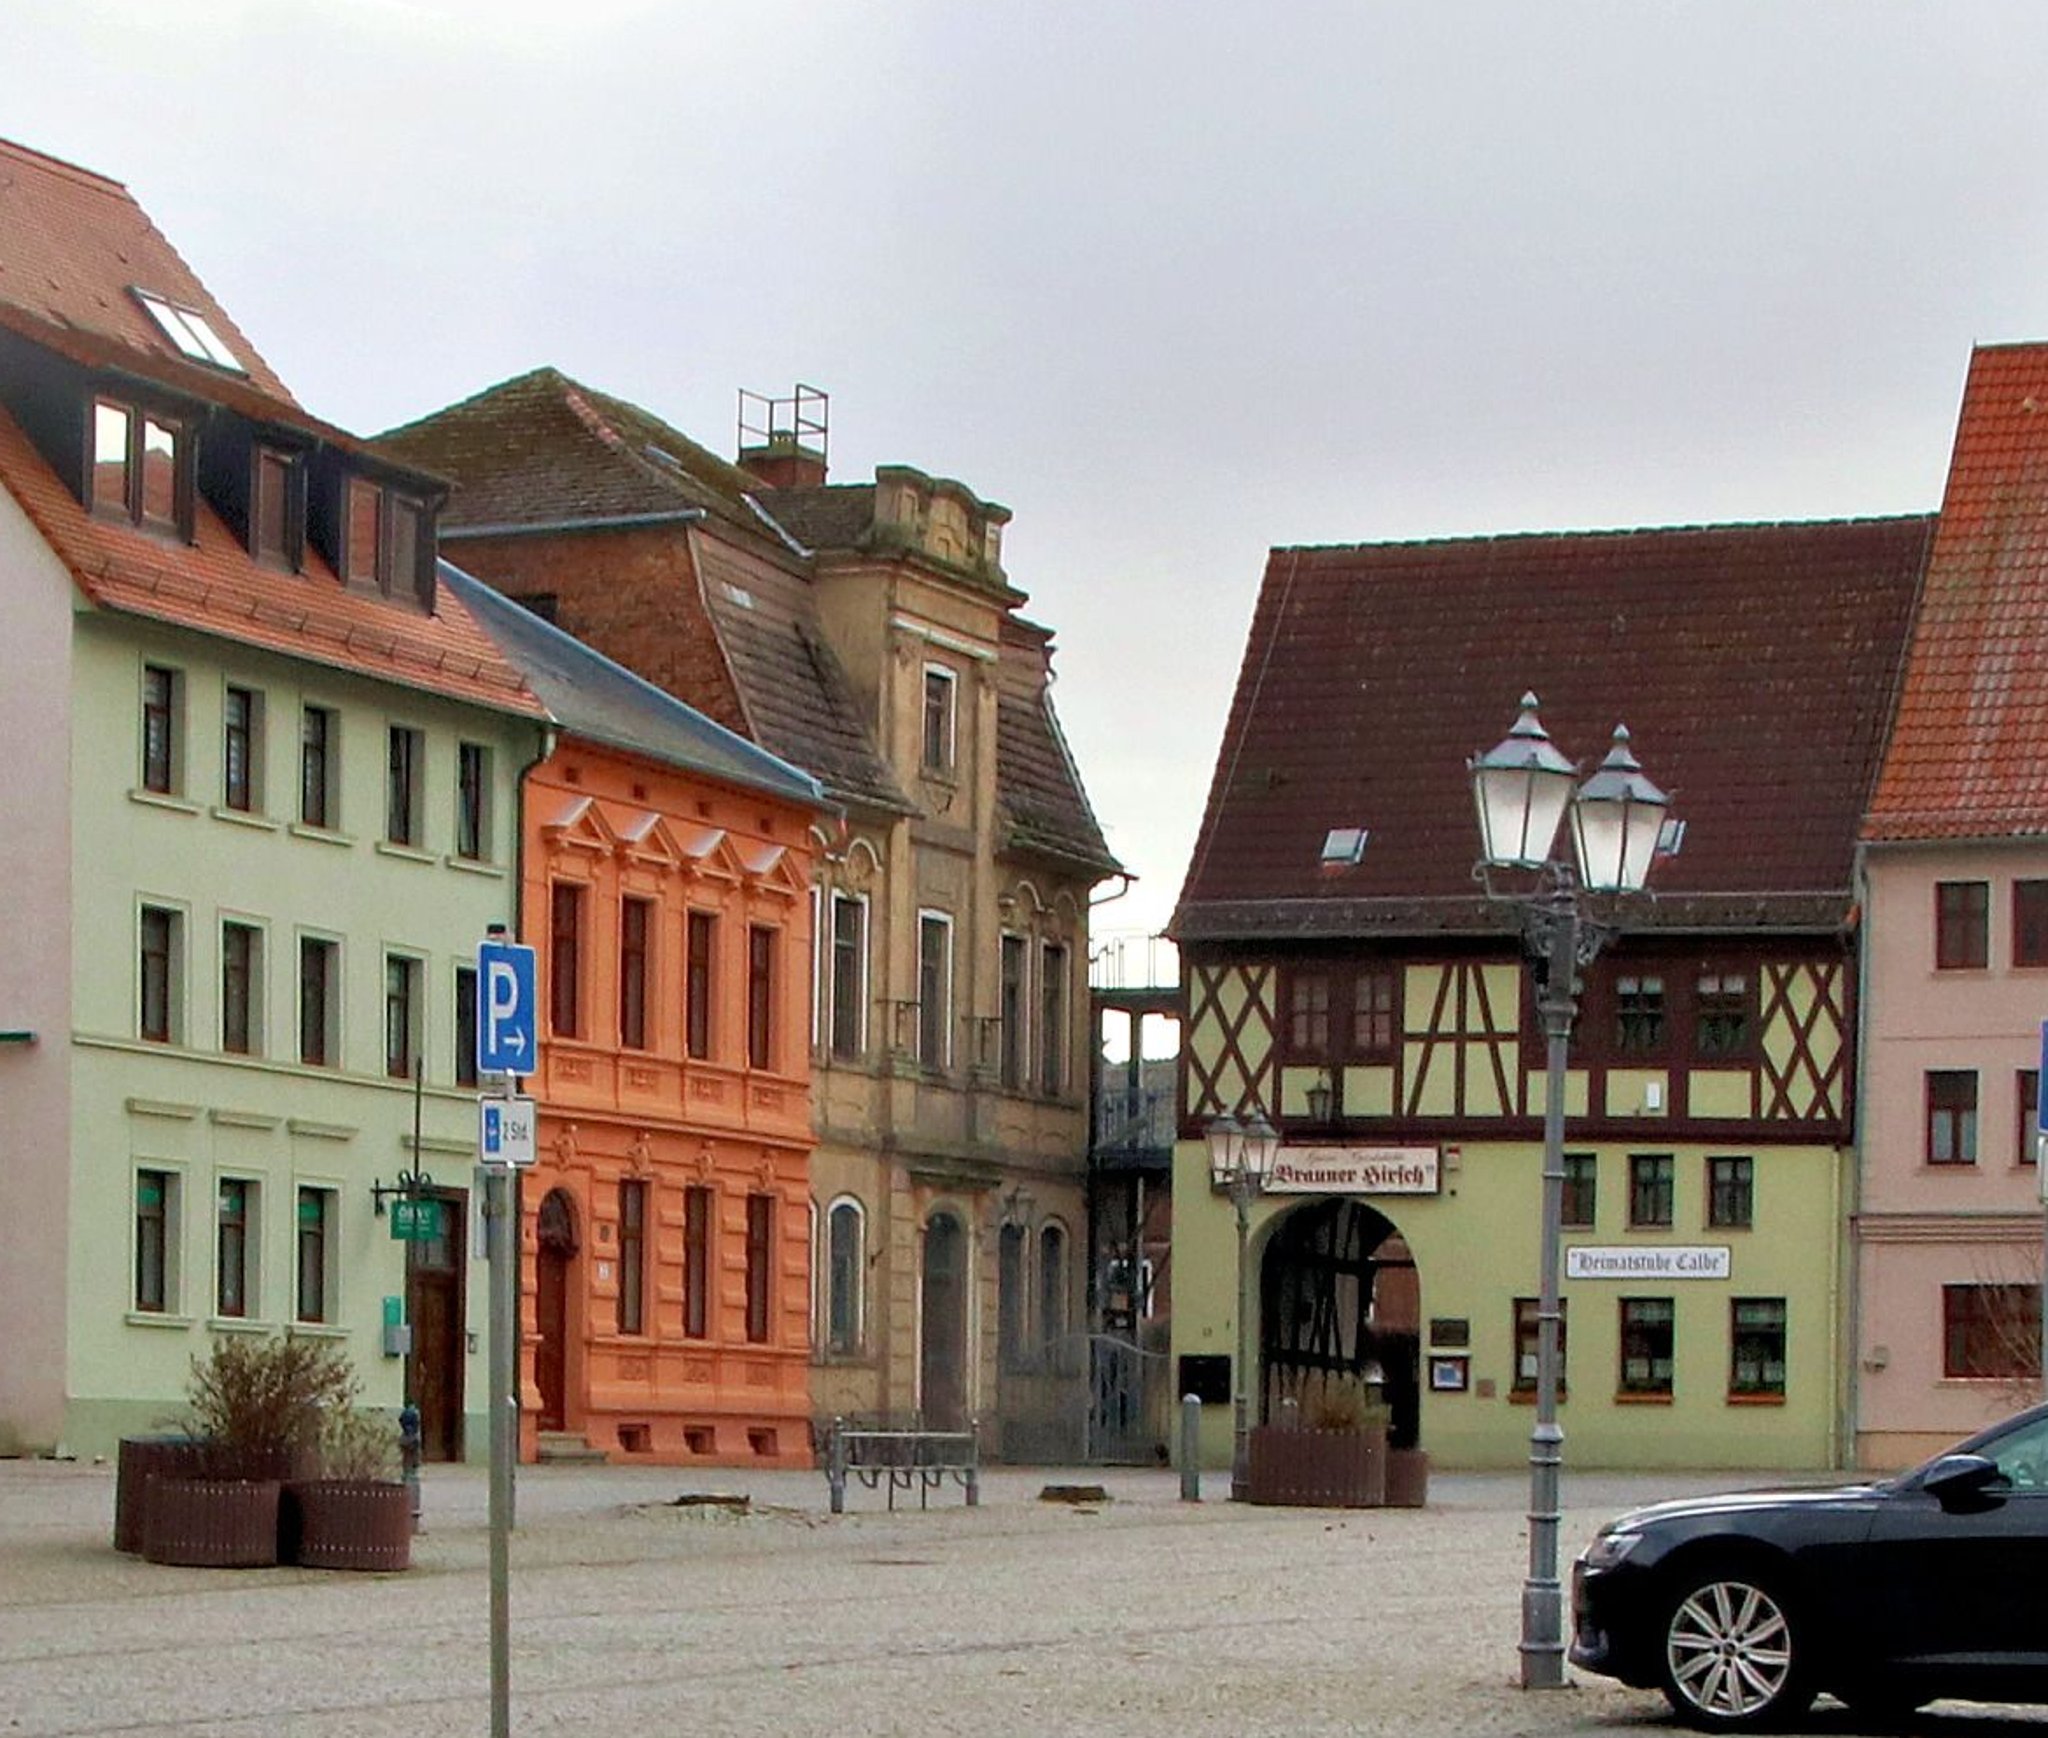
[999,931,1030,1091]
[212,1172,262,1324]
[920,662,958,775]
[220,679,265,815]
[1039,938,1070,1096]
[917,909,954,1069]
[133,1162,186,1317]
[297,929,343,1069]
[828,891,869,1060]
[824,1194,866,1356]
[294,1181,340,1326]
[219,914,267,1057]
[138,898,188,1045]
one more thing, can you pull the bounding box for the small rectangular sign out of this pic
[388,1199,440,1242]
[478,1095,537,1169]
[1566,1245,1731,1281]
[1266,1145,1441,1195]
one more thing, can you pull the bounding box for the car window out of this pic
[1982,1413,2048,1491]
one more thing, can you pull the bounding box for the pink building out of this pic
[1855,342,2048,1468]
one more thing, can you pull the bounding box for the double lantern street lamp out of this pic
[1207,1109,1280,1503]
[1470,692,1671,1692]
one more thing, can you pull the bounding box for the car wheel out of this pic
[1656,1567,1814,1732]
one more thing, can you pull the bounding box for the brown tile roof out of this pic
[1865,343,2048,842]
[0,137,295,405]
[756,483,877,551]
[995,616,1120,874]
[1175,516,1934,941]
[0,402,539,712]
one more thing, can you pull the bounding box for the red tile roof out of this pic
[0,137,296,405]
[1175,517,1933,940]
[1865,343,2048,842]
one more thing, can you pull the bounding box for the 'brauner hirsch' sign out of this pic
[1566,1246,1732,1281]
[1267,1146,1441,1196]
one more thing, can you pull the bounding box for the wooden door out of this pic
[920,1211,968,1429]
[535,1189,577,1432]
[406,1190,467,1462]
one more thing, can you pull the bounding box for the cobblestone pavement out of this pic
[2,1459,2044,1737]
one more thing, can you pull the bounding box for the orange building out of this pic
[448,566,830,1466]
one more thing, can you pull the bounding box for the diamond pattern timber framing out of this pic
[1758,961,1846,1123]
[1184,961,1278,1123]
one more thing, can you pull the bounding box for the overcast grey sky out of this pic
[11,1,2048,944]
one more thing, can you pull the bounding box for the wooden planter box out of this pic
[1246,1425,1387,1507]
[1385,1447,1430,1508]
[141,1477,281,1567]
[282,1480,411,1572]
[114,1437,213,1553]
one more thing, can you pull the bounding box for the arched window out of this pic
[826,1197,864,1355]
[998,1223,1027,1367]
[1038,1222,1068,1352]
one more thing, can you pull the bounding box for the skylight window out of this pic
[133,289,244,373]
[1321,827,1369,866]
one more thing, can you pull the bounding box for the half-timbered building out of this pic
[1171,518,1932,1469]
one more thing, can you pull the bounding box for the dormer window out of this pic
[133,289,245,374]
[92,398,190,538]
[252,447,304,571]
[343,476,432,608]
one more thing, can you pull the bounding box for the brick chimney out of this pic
[737,384,828,488]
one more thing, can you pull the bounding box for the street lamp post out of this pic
[1470,692,1670,1692]
[1208,1110,1280,1502]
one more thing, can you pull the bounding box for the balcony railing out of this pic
[1093,1084,1176,1157]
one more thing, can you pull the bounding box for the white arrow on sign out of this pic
[484,958,531,1067]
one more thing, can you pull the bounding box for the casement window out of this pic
[747,926,776,1070]
[921,664,957,774]
[1943,1283,2042,1379]
[1927,1070,1978,1164]
[139,905,182,1043]
[1694,970,1751,1058]
[92,399,190,536]
[1280,964,1398,1063]
[1935,880,1990,969]
[1038,1222,1068,1351]
[916,912,952,1069]
[999,934,1027,1089]
[134,289,244,372]
[385,725,424,847]
[252,447,304,570]
[685,911,715,1060]
[829,893,867,1060]
[825,1198,864,1355]
[619,897,652,1051]
[617,1180,647,1336]
[2016,881,2048,969]
[744,1193,773,1344]
[455,742,490,861]
[2022,1071,2040,1167]
[998,1223,1027,1368]
[1614,974,1665,1054]
[1706,1155,1754,1229]
[1513,1297,1568,1394]
[384,953,421,1080]
[216,1177,255,1319]
[1729,1298,1787,1398]
[135,1169,178,1313]
[1040,942,1069,1096]
[1628,1153,1674,1228]
[222,685,259,812]
[295,1187,334,1324]
[299,936,338,1067]
[454,965,478,1088]
[550,883,585,1038]
[142,664,182,795]
[221,921,260,1056]
[300,705,336,829]
[1560,1153,1597,1230]
[1620,1297,1676,1396]
[682,1186,712,1338]
[344,477,432,607]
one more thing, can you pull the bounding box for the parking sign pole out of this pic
[487,1157,513,1738]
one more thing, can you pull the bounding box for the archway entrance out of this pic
[1259,1199,1421,1448]
[920,1210,969,1429]
[535,1188,578,1433]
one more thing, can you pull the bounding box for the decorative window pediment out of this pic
[540,793,618,856]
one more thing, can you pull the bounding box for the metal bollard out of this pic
[965,1417,980,1507]
[1179,1394,1201,1502]
[827,1415,847,1515]
[398,1403,423,1533]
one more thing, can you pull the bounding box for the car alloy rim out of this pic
[1666,1579,1792,1719]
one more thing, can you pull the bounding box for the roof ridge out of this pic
[0,135,128,195]
[1272,511,1938,558]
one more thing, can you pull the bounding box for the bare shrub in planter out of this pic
[283,1406,411,1573]
[1248,1373,1391,1507]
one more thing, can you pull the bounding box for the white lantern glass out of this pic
[1470,693,1577,868]
[1207,1113,1242,1189]
[1240,1112,1281,1185]
[1570,726,1670,893]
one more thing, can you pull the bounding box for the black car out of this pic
[1571,1400,2048,1730]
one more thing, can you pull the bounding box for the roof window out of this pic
[1320,827,1369,866]
[133,289,245,374]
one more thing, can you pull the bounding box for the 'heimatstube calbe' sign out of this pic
[1566,1246,1732,1281]
[1267,1146,1441,1195]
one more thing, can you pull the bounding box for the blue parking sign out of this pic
[475,938,538,1076]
